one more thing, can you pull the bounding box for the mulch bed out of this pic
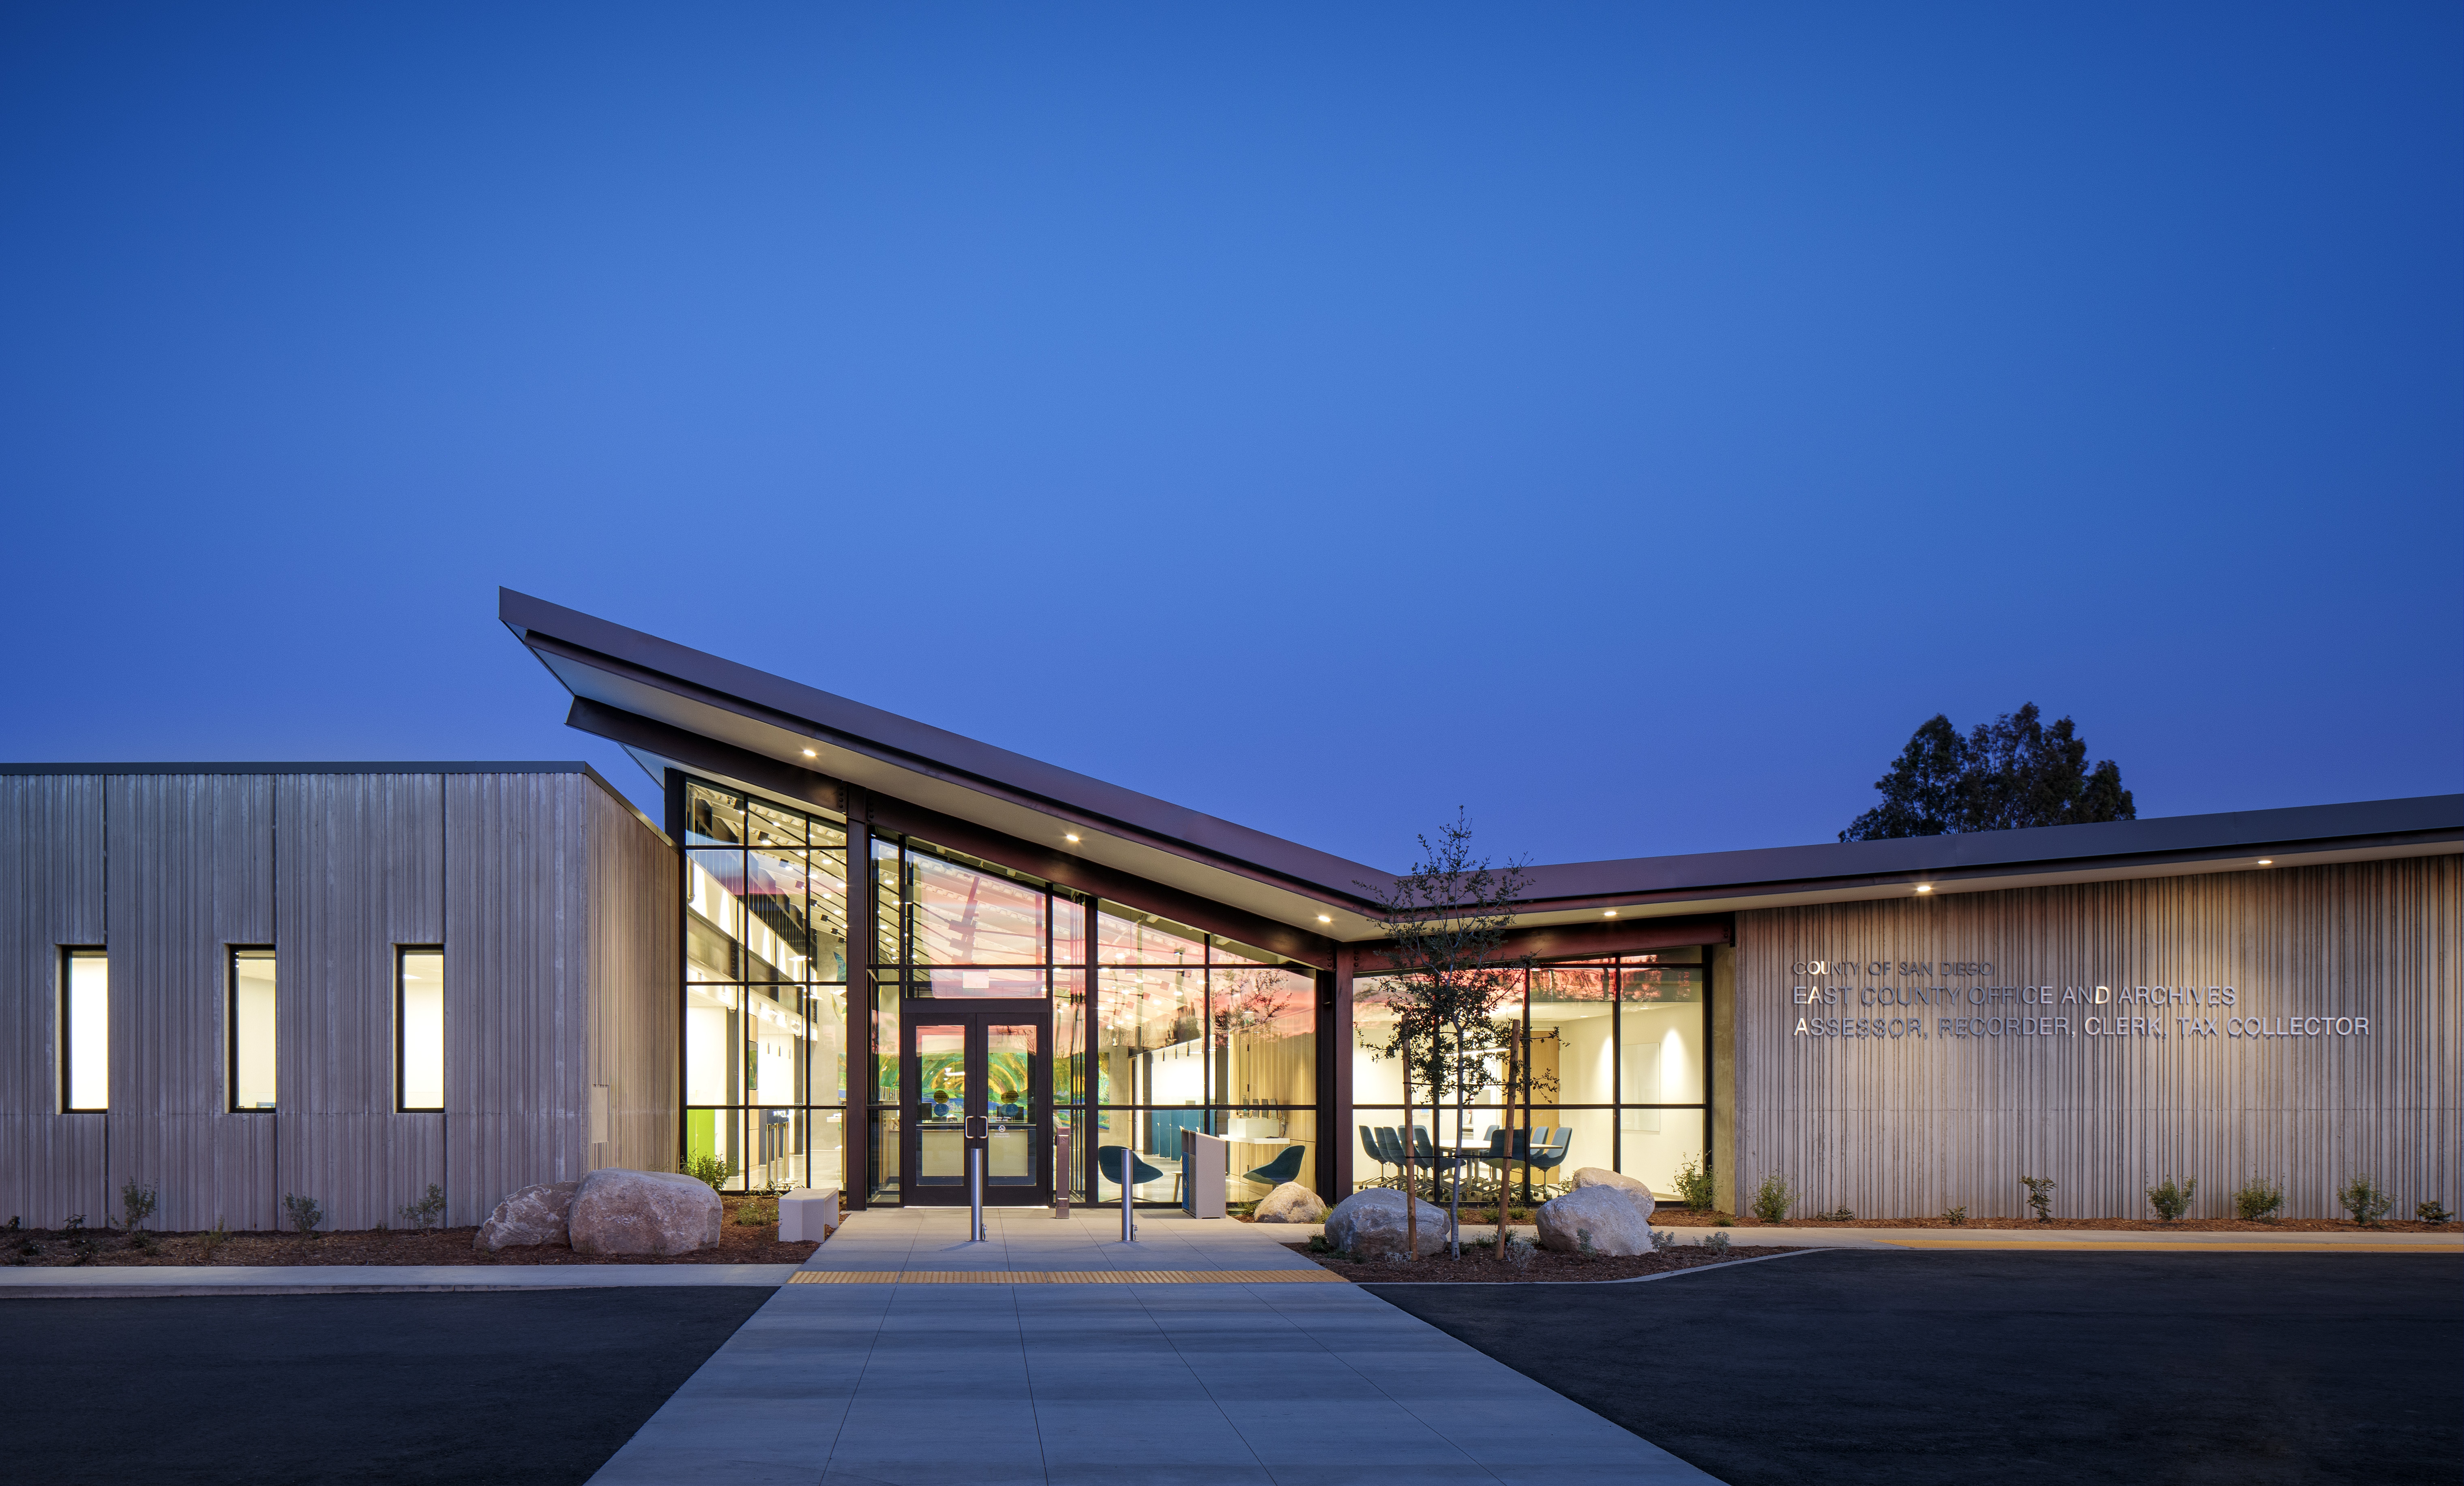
[1284,1240,1801,1283]
[1647,1210,2456,1233]
[2,1195,821,1267]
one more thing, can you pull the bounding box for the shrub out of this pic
[1701,1231,1731,1254]
[1649,1228,1676,1252]
[282,1193,324,1235]
[2018,1175,2056,1222]
[1813,1206,1855,1222]
[1749,1173,1795,1225]
[63,1215,97,1264]
[2145,1176,2196,1222]
[199,1221,234,1262]
[397,1183,448,1231]
[2230,1176,2284,1222]
[2337,1174,2392,1226]
[684,1154,734,1192]
[1671,1154,1717,1211]
[119,1179,158,1233]
[2417,1200,2452,1225]
[1941,1206,1967,1226]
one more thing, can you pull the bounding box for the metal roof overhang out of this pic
[500,590,2463,949]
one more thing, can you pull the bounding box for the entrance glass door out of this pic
[903,1011,1049,1205]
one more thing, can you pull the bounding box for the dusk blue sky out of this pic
[4,4,2457,869]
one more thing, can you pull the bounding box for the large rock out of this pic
[567,1170,723,1256]
[1571,1166,1657,1225]
[1323,1189,1454,1260]
[473,1181,577,1252]
[1252,1182,1328,1224]
[1535,1183,1654,1256]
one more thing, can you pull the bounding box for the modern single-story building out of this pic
[4,589,2456,1230]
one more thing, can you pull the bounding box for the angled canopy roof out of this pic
[502,588,2462,945]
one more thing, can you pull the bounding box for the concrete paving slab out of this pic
[588,1207,1724,1485]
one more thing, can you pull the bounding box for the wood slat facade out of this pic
[1730,856,2462,1220]
[0,767,672,1230]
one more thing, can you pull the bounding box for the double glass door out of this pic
[903,1009,1050,1205]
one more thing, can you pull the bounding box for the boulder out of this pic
[1571,1166,1657,1225]
[1535,1183,1654,1256]
[473,1181,577,1252]
[1252,1182,1328,1224]
[567,1169,723,1256]
[1323,1188,1454,1260]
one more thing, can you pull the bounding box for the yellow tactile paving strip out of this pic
[788,1268,1350,1285]
[1881,1239,2464,1254]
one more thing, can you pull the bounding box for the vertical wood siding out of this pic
[275,774,446,1231]
[1734,857,2463,1220]
[105,774,277,1230]
[586,785,678,1176]
[446,772,589,1225]
[0,776,106,1226]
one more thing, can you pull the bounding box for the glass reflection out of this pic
[910,853,1045,965]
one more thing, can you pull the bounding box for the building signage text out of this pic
[1784,958,2370,1042]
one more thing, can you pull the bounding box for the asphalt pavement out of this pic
[1370,1248,2464,1486]
[0,1287,770,1485]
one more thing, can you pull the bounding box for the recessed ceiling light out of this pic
[1065,833,1080,844]
[1916,884,1933,893]
[802,748,816,758]
[2257,858,2273,866]
[1604,909,1618,918]
[1316,914,1332,924]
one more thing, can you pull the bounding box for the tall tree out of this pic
[1842,703,2136,840]
[1357,810,1529,1261]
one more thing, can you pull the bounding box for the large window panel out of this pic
[229,949,277,1111]
[1214,965,1315,1108]
[62,949,107,1111]
[1098,908,1206,966]
[743,848,819,983]
[1531,965,1614,1108]
[1619,966,1705,1104]
[909,853,1046,965]
[1098,965,1203,1105]
[686,849,750,982]
[805,986,849,1105]
[398,949,444,1110]
[685,985,741,1104]
[1617,1107,1706,1197]
[685,782,746,846]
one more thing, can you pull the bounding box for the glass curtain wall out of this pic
[1097,906,1317,1210]
[1352,947,1707,1200]
[683,780,849,1194]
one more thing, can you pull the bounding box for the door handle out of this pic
[965,1116,987,1140]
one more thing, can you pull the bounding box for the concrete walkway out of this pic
[588,1205,1721,1485]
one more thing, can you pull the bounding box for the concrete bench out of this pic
[778,1188,840,1241]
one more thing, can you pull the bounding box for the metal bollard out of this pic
[1054,1128,1071,1219]
[1121,1153,1136,1244]
[970,1145,985,1243]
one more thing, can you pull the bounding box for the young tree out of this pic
[1843,703,2136,841]
[1357,810,1530,1260]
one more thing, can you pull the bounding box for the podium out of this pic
[1181,1132,1228,1218]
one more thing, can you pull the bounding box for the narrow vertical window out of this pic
[398,948,444,1110]
[62,948,109,1111]
[229,948,278,1111]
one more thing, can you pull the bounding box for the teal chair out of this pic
[1097,1143,1175,1202]
[1240,1145,1306,1192]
